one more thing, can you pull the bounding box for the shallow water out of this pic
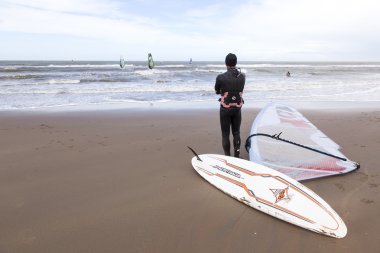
[1,61,379,110]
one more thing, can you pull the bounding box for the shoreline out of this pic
[1,100,380,113]
[0,107,379,252]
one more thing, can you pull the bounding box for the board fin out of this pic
[187,146,202,161]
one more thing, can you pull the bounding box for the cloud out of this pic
[0,0,160,41]
[223,0,380,60]
[0,0,230,60]
[0,0,379,60]
[184,4,223,18]
[2,0,121,16]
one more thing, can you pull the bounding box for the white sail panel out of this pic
[247,103,359,181]
[120,56,125,69]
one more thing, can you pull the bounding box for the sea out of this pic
[1,61,380,111]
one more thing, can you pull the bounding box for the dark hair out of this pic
[225,53,237,67]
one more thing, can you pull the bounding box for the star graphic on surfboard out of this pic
[270,186,290,204]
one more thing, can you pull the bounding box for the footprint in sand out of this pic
[361,198,374,204]
[334,183,345,191]
[40,124,53,129]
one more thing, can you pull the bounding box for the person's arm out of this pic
[241,73,246,91]
[215,75,222,94]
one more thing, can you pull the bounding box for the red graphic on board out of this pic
[270,186,290,204]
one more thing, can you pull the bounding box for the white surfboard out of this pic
[190,152,347,238]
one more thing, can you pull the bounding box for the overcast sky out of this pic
[0,0,379,61]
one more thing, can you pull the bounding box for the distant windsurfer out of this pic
[215,53,245,158]
[120,56,125,69]
[286,71,291,77]
[148,53,154,69]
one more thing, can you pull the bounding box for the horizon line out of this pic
[1,59,380,63]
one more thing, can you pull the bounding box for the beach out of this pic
[0,106,379,253]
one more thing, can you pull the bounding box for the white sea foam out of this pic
[208,63,380,68]
[156,65,186,68]
[48,79,81,84]
[206,64,225,68]
[135,69,170,75]
[47,64,119,68]
[195,68,224,73]
[1,61,380,110]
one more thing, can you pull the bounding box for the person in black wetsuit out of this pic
[215,53,245,157]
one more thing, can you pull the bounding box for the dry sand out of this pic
[0,107,379,253]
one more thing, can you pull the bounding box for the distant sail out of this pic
[120,56,125,69]
[148,53,155,69]
[189,58,192,64]
[245,103,359,181]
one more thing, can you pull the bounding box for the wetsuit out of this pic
[215,67,245,157]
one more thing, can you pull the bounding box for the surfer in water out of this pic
[215,53,245,158]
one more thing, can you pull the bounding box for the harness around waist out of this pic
[220,91,244,108]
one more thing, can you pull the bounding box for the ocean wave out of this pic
[105,98,174,103]
[156,65,187,68]
[135,69,170,76]
[2,61,380,110]
[47,64,120,68]
[0,74,44,80]
[332,85,380,96]
[80,78,131,83]
[0,68,19,72]
[56,90,70,95]
[195,68,224,73]
[0,64,122,69]
[323,64,380,68]
[0,89,66,95]
[205,64,225,68]
[0,85,212,95]
[208,64,380,68]
[240,64,313,68]
[118,86,212,93]
[206,64,314,68]
[48,79,81,84]
[254,69,274,73]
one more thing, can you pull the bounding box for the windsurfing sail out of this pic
[148,53,154,69]
[245,103,359,181]
[120,55,125,69]
[189,58,192,64]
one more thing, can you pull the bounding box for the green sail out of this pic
[148,53,155,69]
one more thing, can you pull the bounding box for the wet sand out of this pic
[0,107,379,253]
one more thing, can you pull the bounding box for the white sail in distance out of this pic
[120,56,125,69]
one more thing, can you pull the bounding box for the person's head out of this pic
[225,53,237,67]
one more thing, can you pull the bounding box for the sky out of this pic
[0,0,379,61]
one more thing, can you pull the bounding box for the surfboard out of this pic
[189,151,347,238]
[245,103,359,181]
